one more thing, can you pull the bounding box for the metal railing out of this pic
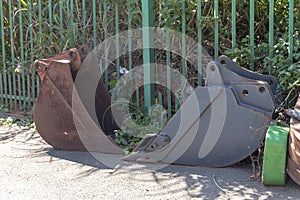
[0,0,298,114]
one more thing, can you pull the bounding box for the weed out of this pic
[0,115,35,127]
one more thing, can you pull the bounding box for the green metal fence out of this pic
[0,0,298,114]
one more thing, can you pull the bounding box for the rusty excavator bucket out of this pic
[33,47,122,154]
[33,49,277,167]
[287,94,300,185]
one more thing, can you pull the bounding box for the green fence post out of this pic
[197,0,202,86]
[250,0,255,71]
[214,0,219,59]
[59,0,63,47]
[166,27,171,118]
[269,0,274,73]
[92,0,97,48]
[82,0,86,43]
[29,0,35,106]
[8,73,12,110]
[104,0,109,88]
[127,0,133,73]
[164,4,172,118]
[0,0,8,106]
[0,73,2,104]
[38,0,42,45]
[268,0,274,52]
[142,0,155,110]
[181,0,186,78]
[18,0,26,109]
[37,0,42,93]
[231,0,236,48]
[127,0,138,105]
[8,0,17,109]
[70,0,75,45]
[115,3,120,80]
[48,0,53,35]
[288,0,294,64]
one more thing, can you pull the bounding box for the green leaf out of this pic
[108,80,118,87]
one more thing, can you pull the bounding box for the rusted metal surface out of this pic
[34,60,85,151]
[34,48,82,81]
[289,122,300,153]
[288,94,300,185]
[287,156,300,186]
[288,138,300,166]
[33,48,121,153]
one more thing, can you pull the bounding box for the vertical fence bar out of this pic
[158,92,163,106]
[18,0,26,109]
[66,0,71,46]
[29,0,35,105]
[38,0,42,43]
[197,0,202,86]
[288,0,294,63]
[115,3,120,80]
[0,73,2,103]
[70,0,75,45]
[142,0,155,110]
[104,0,109,88]
[166,4,172,117]
[13,73,16,108]
[268,0,274,73]
[59,0,63,47]
[24,74,31,111]
[175,97,179,111]
[167,32,171,118]
[66,0,70,27]
[27,72,31,110]
[214,0,219,59]
[9,0,17,109]
[37,0,42,93]
[181,0,186,78]
[127,0,136,104]
[231,0,236,48]
[8,74,12,109]
[136,88,140,106]
[0,0,8,106]
[17,74,21,108]
[249,0,255,70]
[127,0,133,72]
[48,0,53,35]
[92,0,97,48]
[82,0,86,43]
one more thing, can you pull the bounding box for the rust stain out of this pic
[33,47,122,154]
[288,94,300,185]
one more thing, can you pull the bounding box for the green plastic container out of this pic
[262,123,289,186]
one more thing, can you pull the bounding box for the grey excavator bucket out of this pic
[125,57,276,167]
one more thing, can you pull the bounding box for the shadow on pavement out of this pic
[46,146,300,199]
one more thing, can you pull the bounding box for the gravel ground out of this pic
[0,124,300,200]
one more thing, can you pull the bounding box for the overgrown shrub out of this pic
[225,32,300,97]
